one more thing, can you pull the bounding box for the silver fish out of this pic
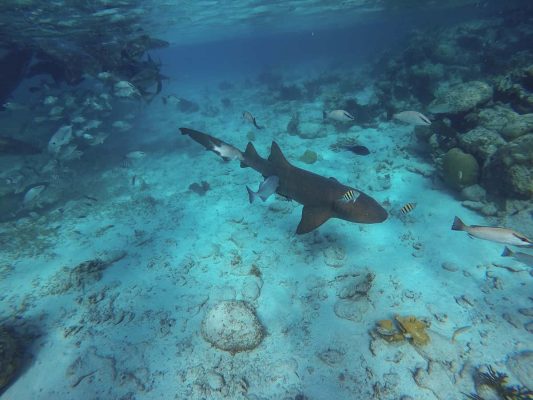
[243,111,263,129]
[323,110,355,122]
[246,176,279,203]
[393,111,431,126]
[126,151,146,159]
[501,247,533,267]
[451,216,532,247]
[23,183,47,205]
[210,141,243,161]
[48,125,73,154]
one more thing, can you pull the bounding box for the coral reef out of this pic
[374,14,533,204]
[483,135,533,199]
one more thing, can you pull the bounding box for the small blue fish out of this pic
[246,176,279,203]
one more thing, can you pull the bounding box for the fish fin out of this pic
[296,205,333,234]
[253,118,263,130]
[241,142,260,168]
[501,246,512,257]
[451,216,466,231]
[268,142,291,169]
[246,185,256,204]
[343,111,354,120]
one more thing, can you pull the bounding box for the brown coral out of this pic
[375,319,405,343]
[395,315,430,346]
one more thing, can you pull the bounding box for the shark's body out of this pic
[180,128,387,234]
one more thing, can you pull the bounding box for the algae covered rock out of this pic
[0,328,20,391]
[429,80,493,114]
[201,300,264,353]
[458,126,506,162]
[483,134,533,199]
[442,147,479,190]
[501,113,533,140]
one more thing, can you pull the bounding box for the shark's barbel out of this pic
[180,127,387,234]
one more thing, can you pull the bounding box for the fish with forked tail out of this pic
[501,247,533,267]
[180,127,387,234]
[243,111,263,129]
[451,216,532,247]
[247,176,279,203]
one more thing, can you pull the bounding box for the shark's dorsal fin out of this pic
[268,142,290,168]
[296,205,334,234]
[241,142,259,168]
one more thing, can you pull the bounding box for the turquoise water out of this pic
[0,1,532,399]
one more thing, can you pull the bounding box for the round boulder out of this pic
[201,301,264,353]
[483,134,533,199]
[429,81,493,114]
[441,147,480,190]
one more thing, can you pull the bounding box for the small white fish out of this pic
[82,133,94,140]
[112,120,132,132]
[23,184,47,205]
[48,125,73,154]
[71,116,86,124]
[82,120,102,131]
[451,216,532,247]
[210,141,243,161]
[114,81,140,98]
[2,102,27,111]
[89,132,110,146]
[246,176,279,203]
[58,145,82,161]
[323,110,355,122]
[43,96,58,105]
[126,151,146,160]
[393,111,431,126]
[501,247,533,267]
[243,111,263,129]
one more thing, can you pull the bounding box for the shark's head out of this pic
[333,190,388,224]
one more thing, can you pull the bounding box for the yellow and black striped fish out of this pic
[341,189,360,203]
[400,202,416,215]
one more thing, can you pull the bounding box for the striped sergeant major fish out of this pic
[341,189,360,203]
[400,202,416,215]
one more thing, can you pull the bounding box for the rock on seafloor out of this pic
[201,300,264,353]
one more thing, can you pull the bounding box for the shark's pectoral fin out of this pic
[296,205,334,234]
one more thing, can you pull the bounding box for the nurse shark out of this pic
[180,127,387,234]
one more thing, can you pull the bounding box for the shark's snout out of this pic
[335,191,388,224]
